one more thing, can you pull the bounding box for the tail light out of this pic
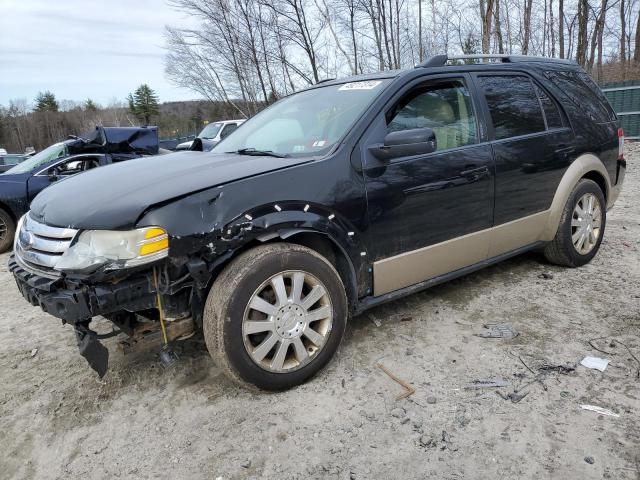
[618,128,624,160]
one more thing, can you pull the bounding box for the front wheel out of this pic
[544,179,606,267]
[203,243,348,390]
[0,209,16,254]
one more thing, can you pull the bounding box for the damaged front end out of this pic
[10,214,203,377]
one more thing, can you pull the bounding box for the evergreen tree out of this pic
[34,91,59,112]
[84,99,99,112]
[461,34,481,64]
[127,84,160,125]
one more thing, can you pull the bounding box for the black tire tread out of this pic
[544,179,605,267]
[202,242,345,390]
[0,209,15,254]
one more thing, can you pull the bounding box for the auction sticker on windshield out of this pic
[339,81,382,91]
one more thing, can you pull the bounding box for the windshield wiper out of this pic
[230,148,290,158]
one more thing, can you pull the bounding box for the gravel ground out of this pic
[0,147,638,480]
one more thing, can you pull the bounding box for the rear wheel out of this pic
[203,243,348,390]
[0,209,15,254]
[544,179,606,267]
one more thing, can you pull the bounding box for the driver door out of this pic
[361,74,495,296]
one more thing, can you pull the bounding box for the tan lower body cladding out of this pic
[372,210,548,296]
[372,154,615,297]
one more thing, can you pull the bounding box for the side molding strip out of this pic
[373,210,548,296]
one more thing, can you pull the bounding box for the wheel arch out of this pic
[0,201,17,222]
[542,153,611,241]
[196,204,369,314]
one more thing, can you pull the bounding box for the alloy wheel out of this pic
[242,270,333,373]
[0,216,6,244]
[571,193,602,255]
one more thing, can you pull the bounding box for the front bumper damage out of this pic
[9,255,169,377]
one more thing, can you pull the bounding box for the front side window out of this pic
[53,157,101,177]
[215,79,391,158]
[198,123,223,139]
[479,75,545,140]
[220,123,238,139]
[387,80,477,151]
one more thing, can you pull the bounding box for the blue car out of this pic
[0,154,28,173]
[0,126,158,252]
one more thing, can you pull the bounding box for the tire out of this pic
[0,209,15,254]
[544,179,606,267]
[203,243,348,391]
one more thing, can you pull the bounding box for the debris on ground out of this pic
[580,404,620,417]
[376,363,415,400]
[589,336,640,379]
[369,315,382,327]
[580,356,609,372]
[496,391,529,403]
[30,348,38,358]
[466,378,509,389]
[584,456,595,464]
[475,324,519,339]
[538,272,554,279]
[538,363,577,375]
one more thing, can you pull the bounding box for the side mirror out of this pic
[368,127,437,162]
[48,167,59,182]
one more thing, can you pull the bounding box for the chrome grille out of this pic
[15,214,78,276]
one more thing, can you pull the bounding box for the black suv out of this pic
[10,55,625,390]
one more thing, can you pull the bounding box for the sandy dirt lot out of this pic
[0,147,638,480]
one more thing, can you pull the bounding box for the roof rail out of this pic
[417,54,577,68]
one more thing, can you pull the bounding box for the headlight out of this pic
[54,226,169,273]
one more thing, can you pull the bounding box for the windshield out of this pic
[198,123,223,139]
[214,79,390,157]
[4,143,67,174]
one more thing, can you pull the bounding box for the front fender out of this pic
[139,192,370,295]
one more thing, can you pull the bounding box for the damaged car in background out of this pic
[9,54,625,390]
[0,126,159,253]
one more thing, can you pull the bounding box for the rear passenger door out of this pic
[473,73,574,239]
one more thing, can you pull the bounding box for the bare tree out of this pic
[575,0,589,66]
[522,0,534,54]
[480,0,495,54]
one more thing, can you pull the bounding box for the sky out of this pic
[0,0,199,107]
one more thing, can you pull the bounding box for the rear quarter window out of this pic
[543,70,616,123]
[478,75,546,140]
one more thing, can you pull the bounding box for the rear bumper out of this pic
[9,255,157,324]
[608,159,626,208]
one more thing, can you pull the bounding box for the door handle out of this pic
[554,145,576,157]
[460,166,490,178]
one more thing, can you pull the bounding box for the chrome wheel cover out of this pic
[242,270,333,373]
[571,193,602,255]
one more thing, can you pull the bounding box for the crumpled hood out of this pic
[30,151,309,230]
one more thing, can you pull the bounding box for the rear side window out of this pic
[479,75,545,140]
[543,70,616,123]
[534,84,563,129]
